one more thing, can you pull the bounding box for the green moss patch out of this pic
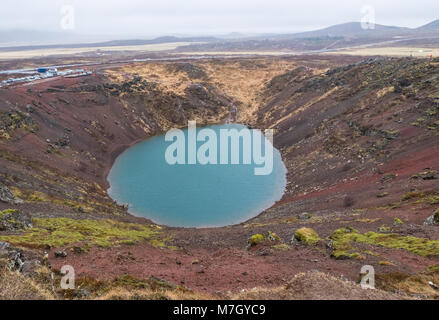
[426,264,439,273]
[247,231,282,248]
[13,189,94,213]
[402,191,439,205]
[0,217,165,249]
[272,243,290,251]
[0,209,20,228]
[248,234,265,247]
[0,209,19,218]
[415,195,439,205]
[329,227,364,259]
[379,260,396,266]
[330,227,439,258]
[332,251,365,260]
[294,227,320,245]
[378,225,392,233]
[401,191,425,201]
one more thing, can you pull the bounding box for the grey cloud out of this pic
[0,0,438,37]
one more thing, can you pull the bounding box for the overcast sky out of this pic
[1,0,438,38]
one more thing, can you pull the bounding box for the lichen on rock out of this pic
[0,209,32,231]
[0,182,18,204]
[424,208,439,226]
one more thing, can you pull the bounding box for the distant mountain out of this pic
[97,36,217,47]
[0,30,105,47]
[0,35,218,52]
[418,19,439,30]
[303,22,407,37]
[265,22,411,40]
[217,32,249,39]
[174,19,439,54]
[1,18,439,54]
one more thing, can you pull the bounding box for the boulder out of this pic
[72,289,91,298]
[54,250,67,258]
[266,231,281,242]
[421,170,437,180]
[0,182,15,203]
[0,242,44,276]
[0,242,11,250]
[424,209,439,226]
[297,212,312,220]
[7,249,24,272]
[412,170,438,180]
[21,259,42,277]
[0,209,32,231]
[0,182,23,204]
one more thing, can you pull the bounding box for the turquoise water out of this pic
[107,124,286,228]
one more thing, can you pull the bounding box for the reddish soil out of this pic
[1,54,439,298]
[48,240,433,295]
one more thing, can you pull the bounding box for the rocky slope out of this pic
[0,55,438,299]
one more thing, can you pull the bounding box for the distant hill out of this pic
[1,18,439,54]
[418,19,439,30]
[175,19,439,53]
[0,30,105,47]
[0,35,217,52]
[96,36,217,47]
[277,22,410,39]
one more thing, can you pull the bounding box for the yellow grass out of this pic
[99,287,214,300]
[326,47,439,58]
[376,86,395,99]
[269,86,339,127]
[199,59,300,122]
[107,58,301,123]
[178,51,298,56]
[0,42,199,60]
[0,265,54,300]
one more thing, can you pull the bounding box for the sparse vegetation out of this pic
[294,228,320,245]
[248,234,265,247]
[402,191,425,201]
[0,262,53,300]
[0,110,38,139]
[381,174,397,183]
[247,231,282,248]
[377,192,389,198]
[330,227,439,258]
[379,261,396,266]
[0,209,30,231]
[0,218,165,249]
[402,191,439,205]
